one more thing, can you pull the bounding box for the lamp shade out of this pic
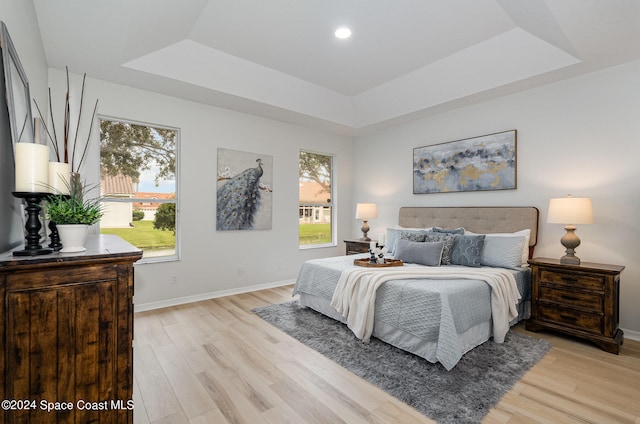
[547,196,593,225]
[355,203,377,219]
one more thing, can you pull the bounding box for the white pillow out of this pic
[480,235,526,269]
[465,229,530,266]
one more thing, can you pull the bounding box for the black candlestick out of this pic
[45,194,68,252]
[48,221,62,251]
[12,191,53,256]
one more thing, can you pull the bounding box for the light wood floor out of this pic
[133,285,640,423]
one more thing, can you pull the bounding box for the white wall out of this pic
[0,0,49,130]
[352,60,640,335]
[5,0,639,335]
[46,69,353,308]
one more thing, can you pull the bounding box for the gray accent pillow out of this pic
[480,235,526,269]
[386,227,434,255]
[433,226,465,235]
[395,239,444,266]
[400,231,427,243]
[451,234,486,267]
[423,232,455,265]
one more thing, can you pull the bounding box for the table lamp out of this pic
[355,202,377,241]
[547,195,593,265]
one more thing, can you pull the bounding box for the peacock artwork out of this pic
[216,148,273,231]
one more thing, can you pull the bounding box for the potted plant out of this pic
[45,179,103,252]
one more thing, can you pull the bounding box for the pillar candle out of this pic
[15,143,49,192]
[370,241,376,251]
[48,161,71,195]
[378,232,386,246]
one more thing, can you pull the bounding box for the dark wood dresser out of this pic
[0,235,142,423]
[526,257,624,354]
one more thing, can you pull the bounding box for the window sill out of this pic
[299,243,337,250]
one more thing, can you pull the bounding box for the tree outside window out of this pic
[299,151,333,246]
[99,118,178,261]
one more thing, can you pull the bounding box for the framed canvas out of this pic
[413,130,517,194]
[0,21,34,251]
[216,148,273,231]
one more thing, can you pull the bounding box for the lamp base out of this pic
[560,255,581,265]
[360,219,371,241]
[559,224,581,266]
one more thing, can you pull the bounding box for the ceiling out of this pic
[32,0,640,135]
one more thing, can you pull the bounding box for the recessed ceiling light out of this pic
[335,27,352,39]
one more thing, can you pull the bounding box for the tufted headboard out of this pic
[398,206,539,258]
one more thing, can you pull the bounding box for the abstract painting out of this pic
[413,130,517,194]
[216,148,273,230]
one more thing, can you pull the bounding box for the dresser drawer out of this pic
[539,270,604,292]
[539,284,603,311]
[537,304,603,334]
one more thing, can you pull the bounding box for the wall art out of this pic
[216,148,273,230]
[413,130,516,194]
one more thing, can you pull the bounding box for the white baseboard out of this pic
[622,327,640,342]
[134,279,296,312]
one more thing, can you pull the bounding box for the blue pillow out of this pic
[395,239,444,266]
[433,226,465,235]
[451,234,486,267]
[385,228,402,255]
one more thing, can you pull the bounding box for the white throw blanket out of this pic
[330,265,521,343]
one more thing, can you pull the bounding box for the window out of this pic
[299,151,333,247]
[99,117,178,261]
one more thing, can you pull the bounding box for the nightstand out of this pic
[344,239,374,255]
[526,257,625,354]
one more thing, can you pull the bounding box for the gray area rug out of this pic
[253,300,551,424]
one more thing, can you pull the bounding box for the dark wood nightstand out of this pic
[526,257,625,354]
[344,239,374,255]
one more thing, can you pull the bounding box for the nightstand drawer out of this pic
[538,304,603,334]
[539,285,603,311]
[344,239,373,255]
[540,270,604,292]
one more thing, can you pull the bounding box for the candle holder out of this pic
[48,221,62,251]
[45,194,68,252]
[12,191,53,256]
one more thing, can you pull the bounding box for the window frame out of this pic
[298,150,335,249]
[98,115,180,263]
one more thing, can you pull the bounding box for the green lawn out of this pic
[103,221,329,248]
[299,223,331,245]
[100,220,175,250]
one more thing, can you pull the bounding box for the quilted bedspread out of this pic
[292,254,530,370]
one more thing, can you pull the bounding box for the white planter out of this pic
[56,224,89,253]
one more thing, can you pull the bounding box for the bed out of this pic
[292,206,539,370]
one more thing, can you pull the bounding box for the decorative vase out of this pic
[56,224,89,253]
